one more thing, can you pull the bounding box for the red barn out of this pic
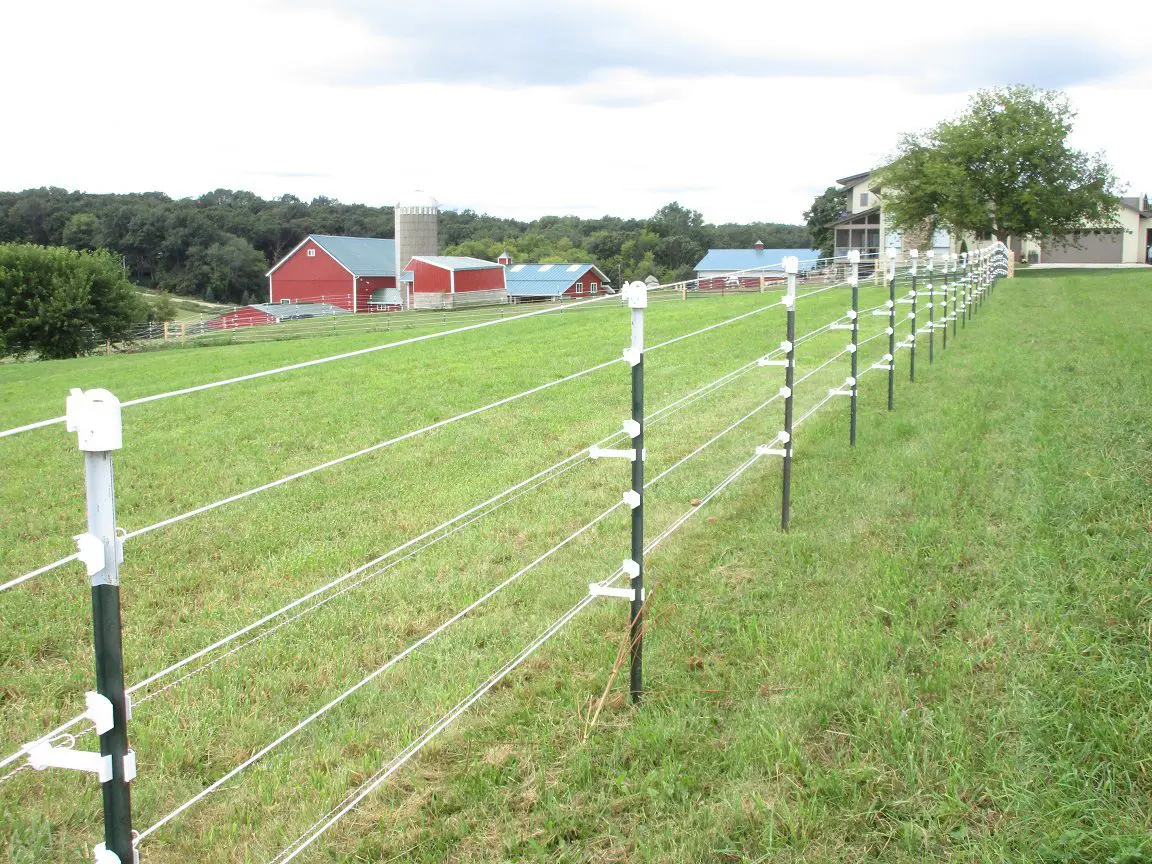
[266,235,399,312]
[502,262,612,302]
[403,256,507,308]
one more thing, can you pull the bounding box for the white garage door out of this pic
[1043,231,1123,264]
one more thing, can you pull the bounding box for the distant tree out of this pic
[803,186,849,258]
[0,244,145,359]
[876,86,1121,241]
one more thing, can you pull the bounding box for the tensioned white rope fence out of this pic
[0,245,1011,862]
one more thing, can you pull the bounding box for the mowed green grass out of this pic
[2,270,1150,862]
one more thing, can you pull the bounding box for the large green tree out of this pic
[803,186,849,258]
[0,244,145,359]
[876,86,1121,241]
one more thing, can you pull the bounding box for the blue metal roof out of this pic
[503,263,609,297]
[309,235,397,276]
[693,248,823,273]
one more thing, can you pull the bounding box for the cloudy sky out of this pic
[4,0,1149,224]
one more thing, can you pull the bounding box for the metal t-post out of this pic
[848,250,859,446]
[887,254,896,411]
[627,283,646,705]
[66,389,134,863]
[781,257,798,531]
[908,249,918,382]
[941,254,949,351]
[926,249,935,364]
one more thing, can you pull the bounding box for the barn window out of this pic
[306,248,316,257]
[590,282,598,294]
[574,282,583,294]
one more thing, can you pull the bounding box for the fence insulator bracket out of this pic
[623,347,642,367]
[830,323,855,331]
[588,584,639,602]
[590,447,637,461]
[622,490,641,509]
[872,363,894,371]
[24,741,113,782]
[778,386,791,398]
[622,419,641,439]
[758,357,790,367]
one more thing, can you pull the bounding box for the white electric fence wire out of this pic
[0,554,81,594]
[129,456,594,707]
[4,295,795,594]
[0,345,787,766]
[0,293,625,441]
[133,496,625,845]
[268,448,767,863]
[135,344,795,844]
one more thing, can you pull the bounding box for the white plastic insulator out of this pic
[885,327,894,335]
[779,431,791,444]
[847,309,857,320]
[783,256,799,275]
[881,353,893,362]
[74,533,105,578]
[847,249,860,264]
[846,344,857,354]
[622,419,641,439]
[65,388,122,452]
[780,340,793,353]
[622,559,641,578]
[85,692,114,735]
[623,347,641,367]
[623,490,641,509]
[846,377,856,387]
[93,844,122,864]
[626,281,648,309]
[886,299,894,309]
[779,386,791,398]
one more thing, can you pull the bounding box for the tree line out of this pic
[0,189,811,305]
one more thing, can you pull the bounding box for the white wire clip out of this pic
[830,322,855,331]
[829,377,855,396]
[65,388,122,452]
[758,356,789,367]
[622,419,640,439]
[885,327,894,336]
[24,741,112,783]
[622,347,642,367]
[778,386,791,399]
[589,446,637,461]
[85,692,115,734]
[871,308,892,316]
[623,490,641,509]
[73,533,105,578]
[846,343,857,353]
[755,430,790,457]
[779,340,793,353]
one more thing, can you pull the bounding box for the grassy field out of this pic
[2,269,1150,862]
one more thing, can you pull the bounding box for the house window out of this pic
[859,192,869,208]
[574,282,584,294]
[280,298,291,305]
[306,248,316,257]
[590,282,598,294]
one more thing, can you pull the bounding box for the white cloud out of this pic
[1,0,1148,224]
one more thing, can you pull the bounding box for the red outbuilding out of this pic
[205,302,351,330]
[403,256,507,308]
[266,235,399,312]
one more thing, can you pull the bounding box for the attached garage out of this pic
[1041,230,1124,264]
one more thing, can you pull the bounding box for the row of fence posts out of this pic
[16,246,1008,861]
[599,244,1010,708]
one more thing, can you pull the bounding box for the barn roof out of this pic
[250,302,351,320]
[410,256,503,271]
[504,263,610,297]
[309,235,397,276]
[693,248,823,273]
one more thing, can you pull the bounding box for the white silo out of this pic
[395,191,439,308]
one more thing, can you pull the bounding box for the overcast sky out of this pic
[4,0,1149,224]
